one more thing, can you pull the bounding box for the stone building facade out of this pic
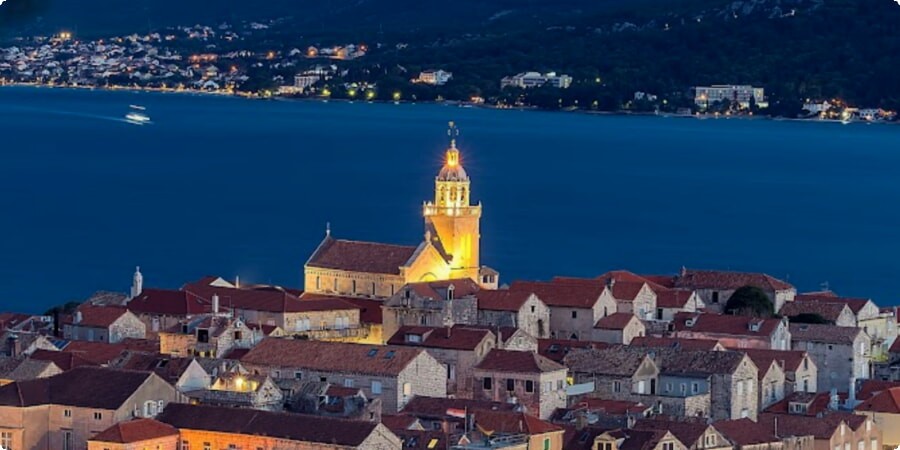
[509,280,615,341]
[87,419,179,450]
[673,269,796,313]
[64,306,146,344]
[472,349,567,419]
[790,323,871,393]
[382,279,480,341]
[475,291,551,339]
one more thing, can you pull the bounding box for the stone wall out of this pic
[472,367,567,419]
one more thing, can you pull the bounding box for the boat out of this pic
[125,105,151,124]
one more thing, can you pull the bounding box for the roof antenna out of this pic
[326,222,331,237]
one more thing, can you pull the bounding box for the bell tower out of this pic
[423,122,482,283]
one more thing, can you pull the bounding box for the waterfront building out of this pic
[415,69,453,86]
[304,123,498,299]
[693,85,766,109]
[500,71,573,89]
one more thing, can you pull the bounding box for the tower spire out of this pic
[447,121,459,149]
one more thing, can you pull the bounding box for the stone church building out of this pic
[304,123,498,298]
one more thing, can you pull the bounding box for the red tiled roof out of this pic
[672,312,782,337]
[630,336,723,351]
[241,339,425,377]
[66,305,129,328]
[184,281,335,314]
[476,290,534,312]
[856,387,900,414]
[890,338,900,354]
[126,288,212,316]
[472,410,562,435]
[30,349,96,370]
[675,269,793,291]
[640,275,677,288]
[301,293,384,324]
[157,403,381,446]
[406,279,480,300]
[633,419,710,448]
[325,384,362,398]
[306,236,418,275]
[119,338,162,353]
[780,301,850,322]
[713,418,779,445]
[387,325,493,351]
[538,339,609,363]
[795,293,872,314]
[0,313,32,330]
[729,348,809,375]
[222,348,251,360]
[380,413,419,431]
[90,418,178,443]
[655,290,697,309]
[475,349,565,374]
[789,323,862,345]
[401,396,517,418]
[62,341,127,365]
[762,391,837,416]
[594,313,638,330]
[509,280,605,309]
[577,398,650,415]
[757,413,846,439]
[858,379,900,401]
[0,367,156,408]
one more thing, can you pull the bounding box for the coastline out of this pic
[1,82,895,126]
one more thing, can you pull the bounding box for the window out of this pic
[558,380,565,390]
[638,380,646,394]
[692,382,699,394]
[507,379,515,392]
[228,445,238,450]
[712,292,720,304]
[316,276,320,290]
[372,282,376,295]
[662,442,675,450]
[352,280,357,293]
[294,371,303,380]
[372,381,382,394]
[483,377,493,390]
[403,382,412,397]
[858,442,864,450]
[447,364,456,381]
[705,434,716,446]
[63,431,73,450]
[182,441,190,450]
[872,439,878,450]
[233,331,242,341]
[344,378,355,388]
[333,278,338,291]
[144,400,158,417]
[737,381,743,396]
[571,311,577,319]
[867,420,872,432]
[544,438,551,450]
[203,443,211,450]
[680,383,686,395]
[741,408,749,418]
[665,382,672,393]
[63,409,72,418]
[526,380,534,393]
[1,431,11,450]
[612,381,621,393]
[93,411,102,420]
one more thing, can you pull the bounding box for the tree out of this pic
[724,286,775,318]
[788,313,832,325]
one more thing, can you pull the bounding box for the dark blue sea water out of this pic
[2,86,900,312]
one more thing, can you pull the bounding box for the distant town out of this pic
[2,126,900,450]
[0,23,896,122]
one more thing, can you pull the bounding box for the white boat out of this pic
[125,105,151,124]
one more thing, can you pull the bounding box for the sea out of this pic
[1,86,899,313]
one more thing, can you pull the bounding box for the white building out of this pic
[415,70,453,86]
[803,101,832,115]
[294,74,321,90]
[694,85,766,109]
[501,71,572,89]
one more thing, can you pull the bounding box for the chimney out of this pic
[447,284,455,301]
[7,335,19,358]
[575,411,588,430]
[212,294,220,315]
[74,310,83,324]
[496,329,503,348]
[607,278,616,289]
[774,415,779,438]
[446,326,452,339]
[849,377,857,404]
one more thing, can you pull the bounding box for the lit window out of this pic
[182,441,190,450]
[403,382,412,397]
[1,431,12,450]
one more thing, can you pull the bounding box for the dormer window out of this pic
[406,334,422,343]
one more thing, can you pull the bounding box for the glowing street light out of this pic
[392,91,402,101]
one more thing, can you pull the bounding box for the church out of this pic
[304,123,498,298]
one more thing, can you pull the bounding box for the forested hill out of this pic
[1,0,898,109]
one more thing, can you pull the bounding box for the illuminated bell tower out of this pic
[424,122,482,283]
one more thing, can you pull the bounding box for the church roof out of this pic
[306,236,418,275]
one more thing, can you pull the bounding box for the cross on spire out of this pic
[448,121,459,149]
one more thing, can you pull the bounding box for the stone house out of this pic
[459,409,565,450]
[633,419,733,450]
[0,366,182,450]
[758,412,881,450]
[497,327,539,352]
[399,396,518,434]
[87,418,179,450]
[738,348,818,398]
[653,289,706,322]
[125,288,214,338]
[508,280,615,341]
[796,292,897,358]
[630,336,726,352]
[158,403,403,449]
[672,312,791,350]
[63,305,146,344]
[472,349,567,420]
[789,323,871,393]
[593,313,646,345]
[673,268,796,313]
[111,351,211,393]
[754,357,786,410]
[386,324,495,397]
[593,429,688,450]
[564,347,674,412]
[159,315,262,358]
[475,290,550,339]
[241,338,446,413]
[779,301,857,327]
[186,372,283,411]
[595,271,659,321]
[382,279,480,342]
[855,386,900,448]
[0,358,62,385]
[0,331,57,358]
[660,350,759,421]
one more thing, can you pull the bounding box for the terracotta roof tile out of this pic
[762,391,837,416]
[727,348,809,374]
[655,290,697,309]
[509,280,605,309]
[475,349,565,374]
[241,338,426,376]
[185,281,344,314]
[576,398,650,415]
[401,396,517,419]
[387,325,493,351]
[789,323,862,344]
[406,279,480,301]
[0,366,156,408]
[62,341,128,365]
[472,410,562,435]
[633,419,710,448]
[675,269,793,291]
[90,419,178,444]
[780,301,850,322]
[714,418,779,445]
[126,288,213,316]
[594,313,637,330]
[855,387,900,414]
[564,347,652,377]
[30,349,96,370]
[673,312,782,337]
[157,403,382,446]
[538,339,609,363]
[858,379,900,401]
[757,413,846,439]
[630,337,723,351]
[476,290,535,312]
[795,293,872,314]
[66,305,129,328]
[307,237,418,275]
